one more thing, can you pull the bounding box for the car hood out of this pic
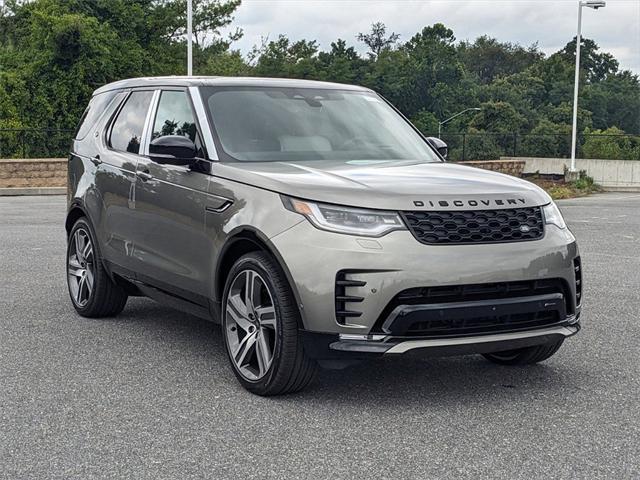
[211,159,551,211]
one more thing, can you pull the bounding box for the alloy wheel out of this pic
[67,228,95,307]
[225,269,278,381]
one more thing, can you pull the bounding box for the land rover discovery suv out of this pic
[66,77,581,395]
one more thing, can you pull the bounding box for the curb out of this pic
[0,187,66,196]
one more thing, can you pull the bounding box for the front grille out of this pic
[401,207,544,245]
[374,278,571,337]
[404,310,560,337]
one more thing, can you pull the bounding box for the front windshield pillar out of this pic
[189,86,219,161]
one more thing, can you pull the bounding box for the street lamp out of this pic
[438,108,481,138]
[570,0,605,172]
[187,0,193,76]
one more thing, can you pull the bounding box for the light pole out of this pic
[570,0,605,172]
[187,0,193,76]
[438,108,481,138]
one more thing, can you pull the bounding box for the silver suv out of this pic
[66,77,582,395]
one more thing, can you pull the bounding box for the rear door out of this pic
[131,88,216,305]
[96,89,154,270]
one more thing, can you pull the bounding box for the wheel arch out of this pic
[214,227,306,328]
[65,201,88,237]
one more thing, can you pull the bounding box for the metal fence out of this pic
[431,132,640,161]
[1,128,639,161]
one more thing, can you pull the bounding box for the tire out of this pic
[222,251,317,395]
[66,217,128,317]
[482,338,564,365]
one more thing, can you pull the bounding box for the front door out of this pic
[132,89,215,305]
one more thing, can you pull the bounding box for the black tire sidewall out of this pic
[66,218,104,315]
[221,253,288,393]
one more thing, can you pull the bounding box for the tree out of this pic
[583,70,640,133]
[252,35,319,78]
[470,101,527,133]
[519,119,567,158]
[458,36,543,84]
[0,0,243,135]
[559,37,618,83]
[2,10,639,160]
[400,23,465,117]
[315,39,368,84]
[582,127,640,160]
[357,22,400,59]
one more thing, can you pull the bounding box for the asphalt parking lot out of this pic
[1,193,639,479]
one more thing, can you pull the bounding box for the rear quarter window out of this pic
[73,91,118,140]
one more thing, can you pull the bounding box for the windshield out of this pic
[201,86,441,163]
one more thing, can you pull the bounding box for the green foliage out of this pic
[0,0,240,131]
[581,127,640,160]
[465,128,503,160]
[458,35,543,84]
[470,101,527,133]
[574,170,595,190]
[1,5,639,160]
[356,22,400,59]
[411,110,439,135]
[518,119,566,158]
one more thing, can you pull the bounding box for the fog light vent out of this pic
[335,270,365,324]
[574,256,582,306]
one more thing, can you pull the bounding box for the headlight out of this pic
[282,197,406,237]
[542,202,567,229]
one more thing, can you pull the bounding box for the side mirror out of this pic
[426,137,448,160]
[149,135,197,166]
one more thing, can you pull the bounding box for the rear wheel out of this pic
[482,339,564,365]
[66,218,128,317]
[222,252,316,395]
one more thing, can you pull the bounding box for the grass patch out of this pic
[526,171,601,200]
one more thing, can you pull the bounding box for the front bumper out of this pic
[302,322,580,360]
[270,219,580,336]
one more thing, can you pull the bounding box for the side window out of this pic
[152,90,204,156]
[109,91,153,154]
[74,91,118,140]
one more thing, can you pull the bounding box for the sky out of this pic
[223,0,640,73]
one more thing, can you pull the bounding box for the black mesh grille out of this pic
[373,279,571,337]
[401,207,544,245]
[404,310,560,337]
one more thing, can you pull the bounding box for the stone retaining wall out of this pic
[459,159,525,177]
[0,158,66,188]
[0,157,526,194]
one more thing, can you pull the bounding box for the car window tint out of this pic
[74,91,118,140]
[152,91,197,141]
[152,90,204,157]
[109,91,153,154]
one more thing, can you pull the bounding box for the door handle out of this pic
[137,170,152,182]
[90,155,102,166]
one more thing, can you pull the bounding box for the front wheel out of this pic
[222,252,316,395]
[482,339,564,365]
